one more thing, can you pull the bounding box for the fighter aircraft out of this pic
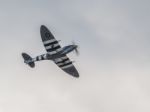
[22,25,79,78]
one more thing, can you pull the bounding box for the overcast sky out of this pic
[0,0,150,112]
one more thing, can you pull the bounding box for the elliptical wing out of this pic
[53,55,79,78]
[40,25,62,55]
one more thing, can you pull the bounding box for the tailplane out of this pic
[22,53,35,68]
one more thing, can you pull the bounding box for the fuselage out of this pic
[31,45,77,63]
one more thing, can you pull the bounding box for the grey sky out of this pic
[0,0,150,112]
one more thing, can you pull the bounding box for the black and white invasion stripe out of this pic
[43,39,62,55]
[54,56,73,69]
[33,54,47,61]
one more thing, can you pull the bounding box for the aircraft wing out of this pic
[53,55,79,78]
[40,25,62,55]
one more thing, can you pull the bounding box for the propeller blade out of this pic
[72,41,79,56]
[75,47,79,55]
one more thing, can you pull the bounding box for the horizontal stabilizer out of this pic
[22,53,35,68]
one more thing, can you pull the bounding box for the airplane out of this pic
[22,25,79,78]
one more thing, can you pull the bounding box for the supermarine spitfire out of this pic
[22,25,79,78]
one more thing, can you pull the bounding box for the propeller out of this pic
[72,41,79,56]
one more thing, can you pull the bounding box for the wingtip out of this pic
[69,68,80,78]
[75,74,80,78]
[40,25,46,29]
[65,69,80,78]
[72,72,80,78]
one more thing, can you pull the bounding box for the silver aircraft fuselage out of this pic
[27,45,77,63]
[47,45,77,59]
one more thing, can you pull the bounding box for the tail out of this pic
[22,53,35,68]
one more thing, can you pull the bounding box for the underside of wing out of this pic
[53,55,79,78]
[40,25,62,55]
